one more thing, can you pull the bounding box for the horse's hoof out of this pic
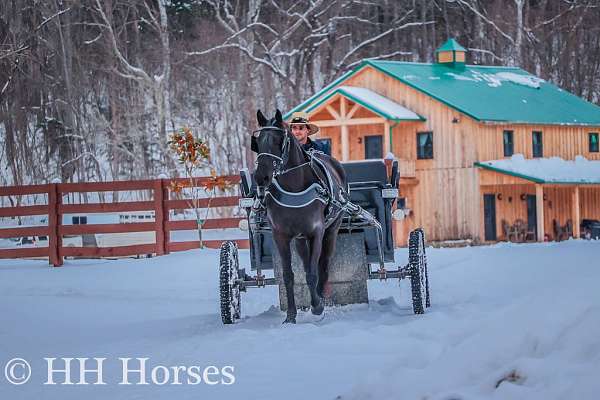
[282,317,296,324]
[311,301,324,316]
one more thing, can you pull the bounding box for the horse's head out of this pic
[252,109,288,187]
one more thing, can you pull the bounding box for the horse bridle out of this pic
[252,126,295,177]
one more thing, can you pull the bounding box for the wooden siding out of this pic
[480,183,600,241]
[307,65,600,244]
[580,187,600,221]
[475,123,600,162]
[314,126,341,159]
[348,123,384,159]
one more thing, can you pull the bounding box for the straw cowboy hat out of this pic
[288,112,320,136]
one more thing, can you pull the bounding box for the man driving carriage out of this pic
[287,112,330,156]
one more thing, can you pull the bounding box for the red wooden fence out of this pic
[0,176,249,266]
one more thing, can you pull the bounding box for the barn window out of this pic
[417,132,433,159]
[532,131,543,158]
[503,130,514,157]
[589,133,599,153]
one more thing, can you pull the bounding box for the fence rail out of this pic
[0,176,249,266]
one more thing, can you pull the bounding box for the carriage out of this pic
[218,157,431,324]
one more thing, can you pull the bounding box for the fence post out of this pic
[48,182,63,267]
[162,179,171,255]
[154,179,165,256]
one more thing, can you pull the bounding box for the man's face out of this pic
[291,124,309,144]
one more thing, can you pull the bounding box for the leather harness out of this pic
[251,125,387,269]
[253,127,347,228]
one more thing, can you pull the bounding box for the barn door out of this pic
[526,195,537,240]
[483,194,497,241]
[364,135,383,159]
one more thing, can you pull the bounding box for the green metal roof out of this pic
[286,59,600,126]
[436,38,466,52]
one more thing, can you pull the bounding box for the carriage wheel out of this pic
[219,241,241,324]
[421,229,431,308]
[408,229,430,314]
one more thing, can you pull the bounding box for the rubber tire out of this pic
[422,230,431,308]
[219,241,241,324]
[409,228,429,314]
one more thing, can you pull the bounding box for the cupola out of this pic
[435,38,466,68]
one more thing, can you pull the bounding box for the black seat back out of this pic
[343,160,388,188]
[341,160,395,263]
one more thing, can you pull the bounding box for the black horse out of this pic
[253,109,347,324]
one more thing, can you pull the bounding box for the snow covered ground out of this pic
[1,240,599,400]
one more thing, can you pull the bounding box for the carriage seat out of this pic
[341,159,398,263]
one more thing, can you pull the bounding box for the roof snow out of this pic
[477,154,600,184]
[334,86,423,121]
[445,71,544,88]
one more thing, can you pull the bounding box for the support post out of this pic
[384,121,390,155]
[572,185,580,239]
[340,97,349,161]
[341,125,349,161]
[48,183,63,267]
[535,184,545,242]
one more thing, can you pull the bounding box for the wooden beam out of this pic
[346,103,360,119]
[325,105,341,120]
[345,117,386,125]
[314,120,341,127]
[340,96,347,118]
[572,185,580,239]
[536,184,545,242]
[316,117,387,128]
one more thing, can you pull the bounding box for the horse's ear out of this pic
[257,109,268,127]
[275,109,283,125]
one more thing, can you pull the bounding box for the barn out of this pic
[285,39,600,246]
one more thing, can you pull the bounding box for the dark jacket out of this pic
[302,138,330,156]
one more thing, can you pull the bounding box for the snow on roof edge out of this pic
[478,154,600,184]
[337,86,422,121]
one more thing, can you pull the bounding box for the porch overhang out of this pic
[476,155,600,242]
[306,86,425,122]
[475,155,600,185]
[298,86,424,161]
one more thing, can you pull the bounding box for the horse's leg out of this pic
[306,230,325,315]
[273,233,296,324]
[293,234,323,314]
[293,237,310,279]
[317,218,342,298]
[293,237,319,312]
